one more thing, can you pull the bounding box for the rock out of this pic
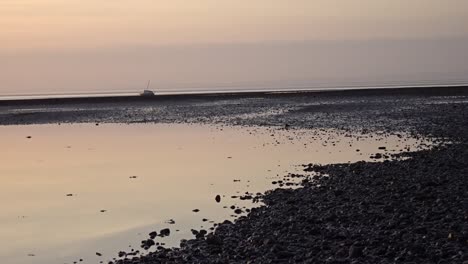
[234,209,243,214]
[192,229,207,239]
[192,209,200,213]
[159,228,170,237]
[141,239,155,250]
[240,195,253,200]
[215,195,221,203]
[348,244,364,258]
[276,250,294,259]
[205,234,223,246]
[149,231,157,239]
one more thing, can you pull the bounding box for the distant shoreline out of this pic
[1,84,467,106]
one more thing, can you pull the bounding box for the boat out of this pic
[140,90,155,97]
[140,80,155,97]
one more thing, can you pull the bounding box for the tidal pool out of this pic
[0,124,433,264]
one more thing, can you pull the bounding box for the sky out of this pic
[1,0,468,94]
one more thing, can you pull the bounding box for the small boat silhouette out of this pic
[140,80,155,97]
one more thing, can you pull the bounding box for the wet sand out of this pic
[1,86,467,263]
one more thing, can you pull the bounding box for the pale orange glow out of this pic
[1,0,468,51]
[1,1,468,95]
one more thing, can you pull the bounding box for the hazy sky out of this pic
[1,0,468,94]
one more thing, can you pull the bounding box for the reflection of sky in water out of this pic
[0,124,433,264]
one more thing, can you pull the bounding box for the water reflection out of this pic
[0,124,432,264]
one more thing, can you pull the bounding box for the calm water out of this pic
[0,124,433,264]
